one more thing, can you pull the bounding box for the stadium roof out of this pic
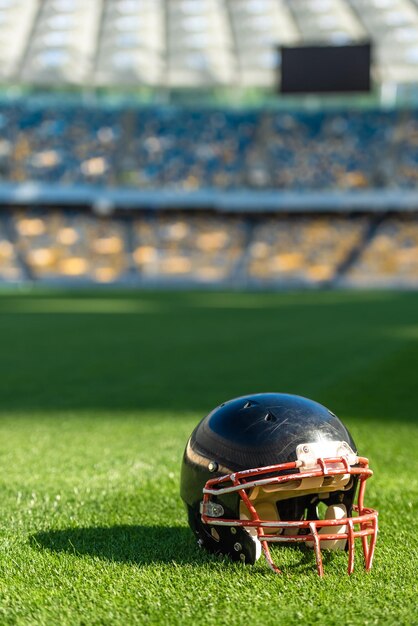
[2,0,418,88]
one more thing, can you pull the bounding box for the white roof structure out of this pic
[0,0,417,88]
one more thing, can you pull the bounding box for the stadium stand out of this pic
[13,209,129,282]
[346,214,418,286]
[1,102,418,191]
[0,207,415,288]
[132,213,247,282]
[247,216,369,284]
[0,94,415,288]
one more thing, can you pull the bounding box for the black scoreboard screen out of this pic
[280,43,371,94]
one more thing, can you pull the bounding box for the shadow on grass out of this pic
[31,525,205,566]
[0,290,418,422]
[30,525,351,575]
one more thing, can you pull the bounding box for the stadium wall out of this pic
[2,183,418,213]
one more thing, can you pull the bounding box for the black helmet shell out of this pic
[180,393,358,564]
[186,393,355,476]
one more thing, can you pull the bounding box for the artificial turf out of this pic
[0,289,416,625]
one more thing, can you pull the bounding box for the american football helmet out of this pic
[180,393,378,576]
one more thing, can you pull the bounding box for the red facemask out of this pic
[201,445,378,577]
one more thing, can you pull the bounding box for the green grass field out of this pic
[0,289,417,626]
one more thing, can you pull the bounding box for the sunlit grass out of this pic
[0,289,416,625]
